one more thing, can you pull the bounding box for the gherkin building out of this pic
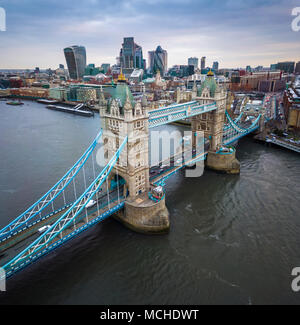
[149,45,167,76]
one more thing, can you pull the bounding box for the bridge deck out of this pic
[1,198,125,275]
[0,205,71,253]
[266,138,300,153]
[151,150,208,185]
[0,188,123,263]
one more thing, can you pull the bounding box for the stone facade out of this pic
[115,196,170,235]
[206,151,240,174]
[99,80,150,200]
[191,71,240,174]
[99,75,170,234]
[191,71,227,152]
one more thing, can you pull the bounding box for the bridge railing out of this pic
[225,111,261,134]
[148,101,198,118]
[3,136,128,274]
[222,112,262,145]
[149,102,217,128]
[224,111,244,131]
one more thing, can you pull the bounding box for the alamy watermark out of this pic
[0,7,6,32]
[291,267,300,292]
[0,267,6,292]
[291,7,300,32]
[96,130,206,179]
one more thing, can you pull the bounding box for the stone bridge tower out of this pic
[99,73,149,200]
[99,72,169,234]
[191,70,240,174]
[191,70,227,151]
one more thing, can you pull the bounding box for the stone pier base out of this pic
[206,150,240,174]
[114,194,170,235]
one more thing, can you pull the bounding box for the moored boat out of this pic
[6,101,24,106]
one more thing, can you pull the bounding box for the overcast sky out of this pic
[0,0,299,69]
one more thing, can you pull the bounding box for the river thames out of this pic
[0,100,300,304]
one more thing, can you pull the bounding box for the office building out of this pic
[246,65,252,73]
[188,57,199,70]
[84,64,100,76]
[295,61,300,74]
[148,45,168,76]
[212,61,219,71]
[276,61,295,74]
[64,45,87,80]
[101,63,110,74]
[119,37,144,75]
[201,56,206,70]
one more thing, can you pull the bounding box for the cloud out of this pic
[0,0,299,68]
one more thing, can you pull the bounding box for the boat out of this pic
[6,101,24,106]
[37,99,58,104]
[46,104,93,117]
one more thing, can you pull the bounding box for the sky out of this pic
[0,0,299,69]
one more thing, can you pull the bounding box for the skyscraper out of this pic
[64,45,87,80]
[212,61,219,71]
[276,61,295,74]
[201,56,206,70]
[148,45,168,76]
[188,57,198,70]
[246,65,252,72]
[119,37,144,74]
[295,62,300,74]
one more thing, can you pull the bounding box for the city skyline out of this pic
[0,0,300,69]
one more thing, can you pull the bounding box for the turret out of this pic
[192,80,197,99]
[99,88,107,117]
[124,92,133,121]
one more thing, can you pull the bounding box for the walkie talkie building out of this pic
[64,45,87,80]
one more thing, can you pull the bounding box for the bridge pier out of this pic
[114,194,170,235]
[206,150,240,174]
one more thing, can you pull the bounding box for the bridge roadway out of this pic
[222,118,260,145]
[150,138,209,170]
[150,144,209,186]
[223,119,254,136]
[0,188,124,267]
[266,137,300,154]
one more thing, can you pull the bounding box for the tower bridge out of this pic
[0,70,267,279]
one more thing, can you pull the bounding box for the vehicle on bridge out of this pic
[151,186,164,201]
[86,200,97,209]
[38,225,51,234]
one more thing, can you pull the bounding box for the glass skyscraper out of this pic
[64,45,87,80]
[201,56,206,70]
[119,37,144,72]
[212,61,219,71]
[148,45,168,76]
[188,57,199,70]
[276,61,295,74]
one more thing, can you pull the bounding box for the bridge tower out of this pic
[192,70,240,174]
[99,72,169,234]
